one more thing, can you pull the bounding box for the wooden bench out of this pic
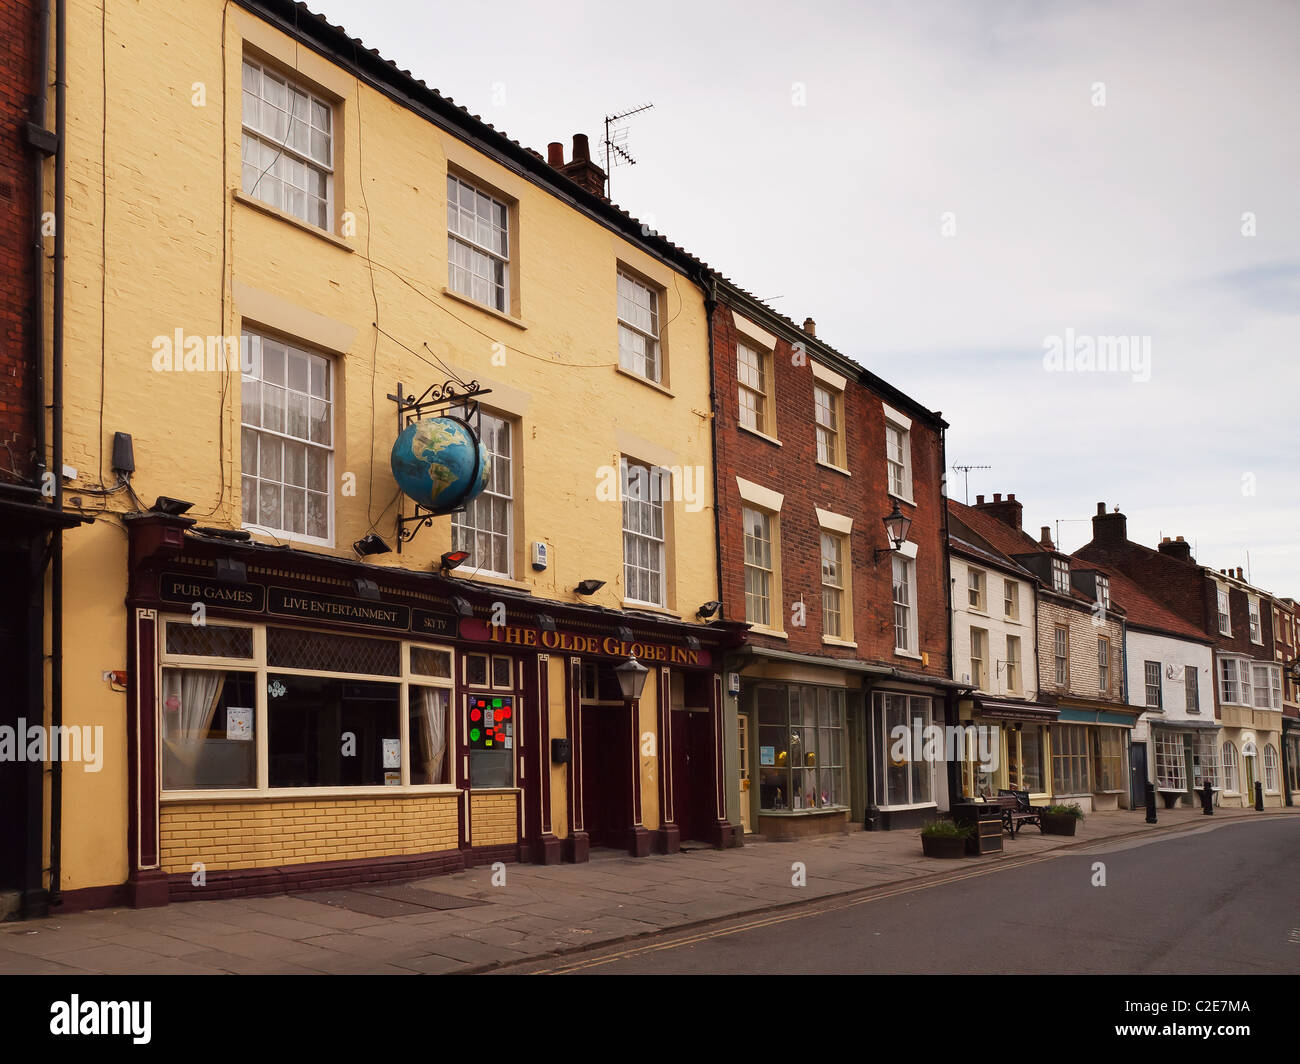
[992,788,1044,837]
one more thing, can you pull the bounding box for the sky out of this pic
[319,0,1300,595]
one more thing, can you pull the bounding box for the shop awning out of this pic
[737,644,971,690]
[1149,719,1220,732]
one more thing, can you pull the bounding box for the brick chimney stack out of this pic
[1040,526,1055,549]
[553,133,607,199]
[802,318,816,337]
[1157,535,1194,563]
[973,492,1023,531]
[1091,501,1127,544]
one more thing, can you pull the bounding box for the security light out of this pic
[353,533,391,557]
[151,496,194,516]
[697,600,722,620]
[575,579,606,595]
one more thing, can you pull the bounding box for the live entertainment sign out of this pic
[460,617,710,667]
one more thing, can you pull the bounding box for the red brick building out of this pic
[707,277,958,835]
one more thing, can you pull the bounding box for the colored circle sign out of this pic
[470,728,480,741]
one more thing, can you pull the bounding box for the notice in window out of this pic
[226,707,253,741]
[382,738,401,769]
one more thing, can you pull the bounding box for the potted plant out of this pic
[1040,802,1085,836]
[920,820,971,858]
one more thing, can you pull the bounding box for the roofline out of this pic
[714,277,947,429]
[241,0,708,282]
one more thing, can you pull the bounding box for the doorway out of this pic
[670,672,718,844]
[580,702,633,850]
[1129,742,1148,810]
[737,712,752,835]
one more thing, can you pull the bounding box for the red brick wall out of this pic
[0,0,41,482]
[711,300,949,678]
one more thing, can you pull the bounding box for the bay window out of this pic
[1154,730,1187,791]
[1192,733,1219,791]
[755,684,847,811]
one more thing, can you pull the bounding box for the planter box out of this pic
[920,833,967,858]
[1040,812,1078,836]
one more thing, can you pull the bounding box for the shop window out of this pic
[267,674,400,787]
[1091,728,1123,791]
[1192,733,1219,790]
[755,684,846,812]
[165,622,254,660]
[1154,730,1186,791]
[1263,744,1279,793]
[161,670,258,790]
[872,692,933,807]
[1051,723,1091,795]
[1007,725,1045,793]
[267,626,399,676]
[467,692,515,788]
[409,687,451,785]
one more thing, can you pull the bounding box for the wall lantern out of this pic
[615,655,650,702]
[696,600,722,620]
[575,579,606,595]
[353,533,391,557]
[873,502,913,562]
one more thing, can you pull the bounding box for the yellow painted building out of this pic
[41,0,736,910]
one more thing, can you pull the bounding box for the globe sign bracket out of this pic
[387,379,492,554]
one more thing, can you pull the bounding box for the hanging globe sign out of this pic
[390,415,490,516]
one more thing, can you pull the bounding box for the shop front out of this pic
[1150,721,1222,808]
[122,513,737,907]
[1048,701,1139,812]
[955,697,1059,804]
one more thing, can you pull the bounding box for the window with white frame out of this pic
[874,692,933,807]
[756,684,847,811]
[621,459,666,607]
[1144,660,1162,708]
[820,532,845,639]
[241,58,333,229]
[1096,575,1110,610]
[1005,635,1022,694]
[1054,625,1069,686]
[743,507,774,628]
[884,420,912,499]
[1098,636,1110,693]
[967,568,986,611]
[1004,579,1019,620]
[969,627,988,690]
[1251,663,1281,709]
[1221,741,1239,792]
[617,270,662,383]
[450,410,512,577]
[892,555,917,653]
[1249,597,1261,643]
[1052,557,1071,594]
[737,342,769,434]
[241,331,332,543]
[813,385,841,465]
[1286,736,1300,793]
[1217,588,1231,635]
[1153,730,1187,791]
[1185,665,1200,713]
[1263,743,1279,792]
[1192,732,1219,791]
[447,174,510,312]
[1219,658,1244,705]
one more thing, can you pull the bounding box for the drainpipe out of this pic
[939,422,959,806]
[48,0,67,907]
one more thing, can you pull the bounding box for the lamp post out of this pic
[615,655,650,702]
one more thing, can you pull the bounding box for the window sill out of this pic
[461,571,532,593]
[748,625,788,640]
[758,806,848,816]
[823,636,858,649]
[738,423,782,448]
[614,365,674,397]
[621,599,678,618]
[232,190,354,253]
[888,490,917,508]
[161,785,461,802]
[441,286,528,330]
[893,649,923,661]
[816,459,851,478]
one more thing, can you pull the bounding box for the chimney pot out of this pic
[1176,535,1184,542]
[976,495,985,505]
[1161,536,1170,544]
[1040,526,1053,547]
[547,141,564,167]
[802,317,816,336]
[993,493,1002,503]
[1007,493,1015,502]
[572,133,590,163]
[1097,502,1106,516]
[1237,567,1244,580]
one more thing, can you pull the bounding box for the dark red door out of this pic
[581,704,632,849]
[672,709,715,842]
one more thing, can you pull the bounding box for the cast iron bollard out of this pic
[1254,780,1264,811]
[1201,779,1214,815]
[1145,781,1157,824]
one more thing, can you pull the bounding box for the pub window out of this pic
[409,644,454,787]
[165,621,254,660]
[465,653,489,687]
[467,691,516,788]
[268,674,400,787]
[492,655,514,690]
[161,669,258,790]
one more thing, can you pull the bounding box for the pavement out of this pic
[2,804,1295,975]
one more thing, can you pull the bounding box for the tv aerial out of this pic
[600,103,654,198]
[951,463,991,504]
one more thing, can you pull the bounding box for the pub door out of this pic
[580,703,633,849]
